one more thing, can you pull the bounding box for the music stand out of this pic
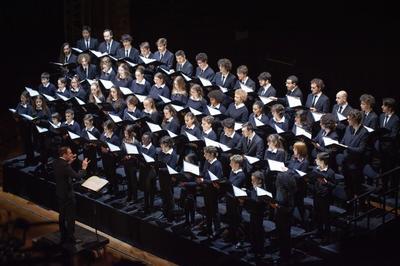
[81,176,109,241]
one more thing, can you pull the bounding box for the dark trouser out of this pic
[181,187,196,224]
[19,121,34,163]
[314,195,330,234]
[58,197,76,242]
[204,185,220,234]
[380,143,398,192]
[140,166,156,211]
[124,163,138,201]
[343,167,363,199]
[226,196,242,242]
[159,169,174,219]
[250,213,265,255]
[101,153,117,194]
[275,206,292,259]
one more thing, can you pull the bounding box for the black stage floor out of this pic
[3,154,399,266]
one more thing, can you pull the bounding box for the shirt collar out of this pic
[136,78,146,85]
[268,148,277,153]
[273,116,286,123]
[143,143,152,149]
[164,148,173,155]
[235,103,245,109]
[186,124,195,130]
[204,128,212,134]
[210,158,217,164]
[233,169,243,174]
[65,120,74,126]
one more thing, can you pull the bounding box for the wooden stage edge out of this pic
[0,186,176,266]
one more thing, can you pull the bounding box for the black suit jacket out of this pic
[76,38,99,51]
[213,72,237,91]
[195,66,215,81]
[154,50,175,70]
[235,78,256,90]
[98,40,121,56]
[362,111,378,129]
[75,64,98,80]
[116,47,140,63]
[258,85,276,97]
[237,133,264,158]
[340,125,369,169]
[305,93,330,113]
[175,60,194,77]
[53,158,86,200]
[332,104,353,119]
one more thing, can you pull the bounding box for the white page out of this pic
[74,97,85,106]
[286,95,302,108]
[72,47,83,53]
[322,137,339,146]
[109,113,122,123]
[56,93,69,101]
[20,114,35,121]
[295,126,312,139]
[256,186,273,198]
[124,142,139,155]
[134,94,146,103]
[295,169,307,177]
[274,124,285,133]
[234,122,243,131]
[183,160,200,176]
[120,86,133,95]
[171,104,185,112]
[337,112,347,121]
[259,96,274,105]
[9,108,16,113]
[142,152,155,163]
[139,56,156,65]
[68,131,80,140]
[93,95,102,104]
[100,79,114,90]
[208,170,219,181]
[81,176,109,192]
[124,60,137,68]
[25,87,40,97]
[159,95,172,104]
[364,125,374,132]
[311,112,324,122]
[189,107,202,116]
[167,130,178,138]
[90,49,108,58]
[244,155,260,165]
[181,72,192,82]
[87,131,98,140]
[198,76,212,87]
[186,131,200,142]
[219,142,232,152]
[218,86,228,93]
[167,165,179,175]
[160,68,175,75]
[207,105,222,116]
[254,117,265,127]
[107,142,121,152]
[233,185,247,197]
[36,125,48,133]
[204,137,221,148]
[49,121,60,128]
[126,112,139,121]
[239,83,254,93]
[267,159,286,172]
[146,121,163,133]
[42,93,56,102]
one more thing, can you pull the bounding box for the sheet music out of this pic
[124,142,139,155]
[171,104,185,112]
[167,130,178,138]
[167,165,179,175]
[142,152,155,163]
[126,112,139,121]
[139,56,156,65]
[274,124,285,133]
[81,176,109,192]
[234,122,243,131]
[146,121,163,133]
[181,73,192,82]
[109,113,122,123]
[186,131,200,142]
[267,159,286,172]
[161,68,175,75]
[189,107,202,116]
[364,125,374,132]
[93,95,102,104]
[295,126,312,139]
[337,112,347,121]
[204,137,221,148]
[311,112,324,122]
[25,87,40,97]
[68,131,80,140]
[9,108,16,113]
[107,142,121,152]
[259,96,274,105]
[134,94,146,103]
[256,186,273,198]
[36,125,48,133]
[183,160,200,176]
[239,83,254,93]
[74,97,85,106]
[100,79,114,90]
[56,93,69,101]
[287,95,302,108]
[42,93,56,102]
[219,86,228,93]
[244,155,260,164]
[20,114,35,121]
[295,169,307,177]
[159,95,172,104]
[233,185,247,197]
[207,105,222,116]
[208,170,219,181]
[90,50,108,58]
[254,117,265,127]
[87,131,98,140]
[198,76,212,87]
[124,60,137,68]
[120,86,133,95]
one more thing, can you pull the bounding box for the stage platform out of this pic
[3,154,397,265]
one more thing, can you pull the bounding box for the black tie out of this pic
[383,115,389,127]
[107,43,111,53]
[311,95,318,107]
[221,75,226,85]
[125,50,129,57]
[160,53,163,61]
[178,64,182,71]
[247,138,251,147]
[86,40,89,49]
[338,105,343,113]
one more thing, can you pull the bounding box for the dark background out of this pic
[1,0,389,149]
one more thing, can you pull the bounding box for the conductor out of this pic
[53,146,89,244]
